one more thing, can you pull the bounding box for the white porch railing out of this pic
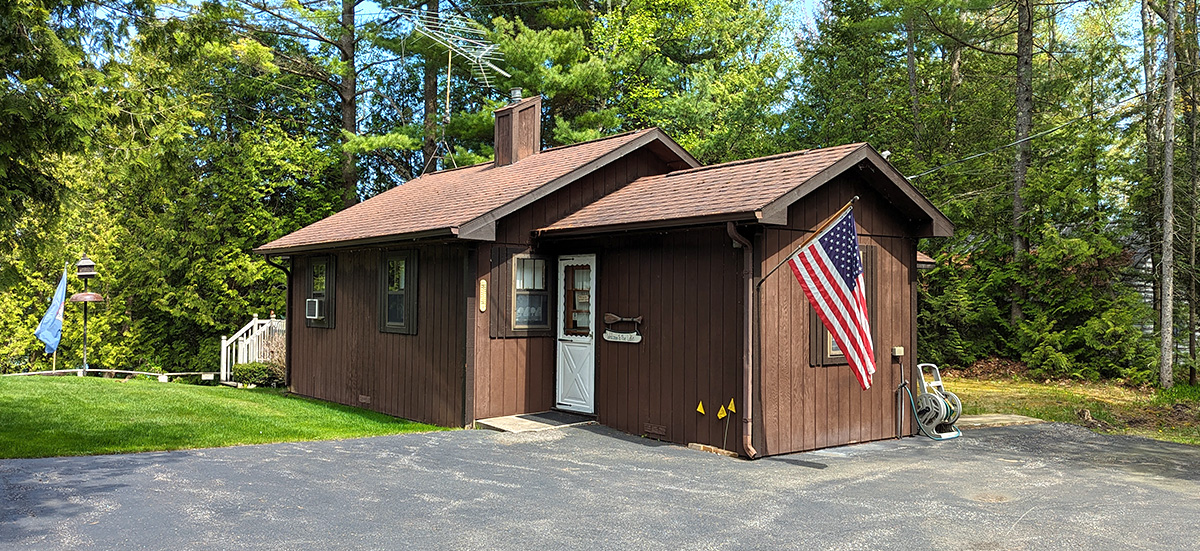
[220,313,286,382]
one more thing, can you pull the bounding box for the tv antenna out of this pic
[389,6,511,89]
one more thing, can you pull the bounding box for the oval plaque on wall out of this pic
[603,329,642,343]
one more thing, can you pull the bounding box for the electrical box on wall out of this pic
[891,346,905,357]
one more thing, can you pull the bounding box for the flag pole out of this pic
[757,196,859,288]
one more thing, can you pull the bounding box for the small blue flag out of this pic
[34,264,69,354]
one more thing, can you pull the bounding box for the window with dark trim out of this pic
[306,255,335,329]
[490,247,554,338]
[811,244,877,366]
[379,250,418,334]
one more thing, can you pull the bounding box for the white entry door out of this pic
[556,255,596,413]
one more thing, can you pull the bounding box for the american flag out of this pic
[787,208,876,390]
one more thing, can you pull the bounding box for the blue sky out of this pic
[781,0,822,33]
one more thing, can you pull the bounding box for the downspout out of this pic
[462,245,477,428]
[264,256,292,388]
[726,222,759,459]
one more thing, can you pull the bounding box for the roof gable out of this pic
[539,143,953,237]
[457,128,695,241]
[255,128,698,254]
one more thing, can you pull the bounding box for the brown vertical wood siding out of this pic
[283,148,926,457]
[471,242,556,421]
[471,148,670,421]
[590,227,744,449]
[756,174,918,456]
[289,245,467,427]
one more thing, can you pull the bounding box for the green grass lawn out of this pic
[946,375,1200,446]
[0,376,448,459]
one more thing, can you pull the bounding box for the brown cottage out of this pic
[255,95,954,458]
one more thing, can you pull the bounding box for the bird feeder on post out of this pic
[69,254,104,375]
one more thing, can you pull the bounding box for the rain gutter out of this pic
[726,222,759,459]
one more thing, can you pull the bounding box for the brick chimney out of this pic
[494,89,542,167]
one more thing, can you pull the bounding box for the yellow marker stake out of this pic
[720,400,734,451]
[697,401,705,415]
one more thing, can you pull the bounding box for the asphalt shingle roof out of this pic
[540,143,867,232]
[256,129,658,253]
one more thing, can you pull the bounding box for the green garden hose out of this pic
[899,381,962,441]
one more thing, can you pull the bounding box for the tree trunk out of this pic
[422,0,441,172]
[339,0,359,208]
[1188,0,1198,386]
[1144,0,1164,342]
[1145,0,1161,179]
[941,45,962,151]
[1162,0,1178,389]
[905,18,925,163]
[1011,0,1033,325]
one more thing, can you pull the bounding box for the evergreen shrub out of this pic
[232,361,285,387]
[918,225,1157,383]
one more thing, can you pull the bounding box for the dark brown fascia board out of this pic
[457,129,700,241]
[859,145,955,237]
[252,227,459,256]
[644,128,701,169]
[537,212,756,237]
[756,145,954,238]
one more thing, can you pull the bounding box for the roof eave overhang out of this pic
[537,212,756,237]
[757,145,955,238]
[253,227,460,256]
[457,129,700,241]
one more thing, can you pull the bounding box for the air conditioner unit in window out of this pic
[305,298,325,320]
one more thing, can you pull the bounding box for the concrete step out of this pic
[476,410,595,433]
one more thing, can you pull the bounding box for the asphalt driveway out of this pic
[3,423,1199,550]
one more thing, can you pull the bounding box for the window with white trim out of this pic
[512,256,550,330]
[490,247,553,338]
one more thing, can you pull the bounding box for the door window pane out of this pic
[563,265,591,336]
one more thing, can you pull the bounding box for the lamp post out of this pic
[69,254,103,374]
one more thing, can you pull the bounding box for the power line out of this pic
[907,68,1200,181]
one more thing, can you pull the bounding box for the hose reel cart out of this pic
[898,363,962,440]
